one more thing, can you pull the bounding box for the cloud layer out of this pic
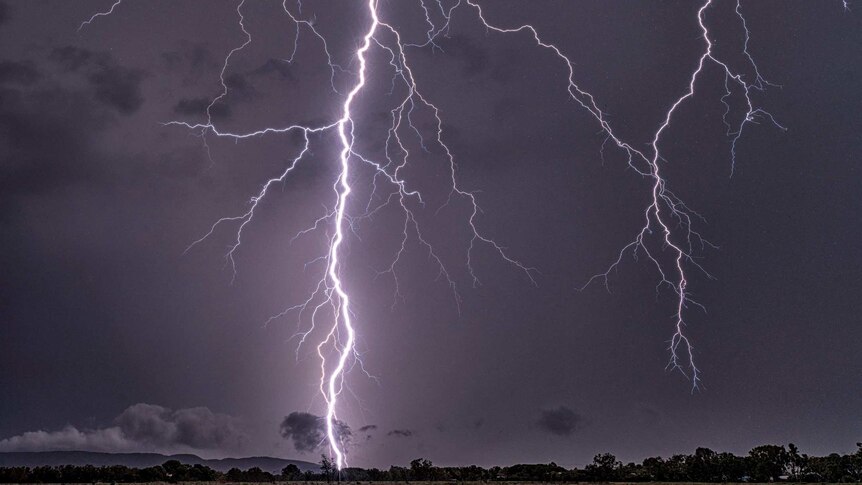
[0,404,245,453]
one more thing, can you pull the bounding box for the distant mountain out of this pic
[0,451,318,474]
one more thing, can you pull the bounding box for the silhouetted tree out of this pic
[748,444,790,481]
[282,464,302,480]
[319,455,335,483]
[641,456,667,481]
[715,452,747,482]
[225,467,245,482]
[409,458,433,480]
[5,441,862,483]
[585,453,622,481]
[388,465,408,481]
[688,447,719,481]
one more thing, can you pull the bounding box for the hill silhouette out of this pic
[0,451,317,474]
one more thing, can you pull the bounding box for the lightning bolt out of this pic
[155,0,535,468]
[78,0,124,32]
[448,0,793,391]
[78,0,849,466]
[317,0,377,468]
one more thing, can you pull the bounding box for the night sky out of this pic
[1,0,860,469]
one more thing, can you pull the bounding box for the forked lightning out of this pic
[80,0,845,468]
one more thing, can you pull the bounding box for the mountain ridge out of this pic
[0,451,318,474]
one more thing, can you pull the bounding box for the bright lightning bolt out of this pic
[156,0,535,468]
[78,0,850,467]
[317,0,377,468]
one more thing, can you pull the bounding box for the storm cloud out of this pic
[49,46,146,114]
[280,412,351,454]
[115,403,246,450]
[0,404,246,453]
[173,96,230,121]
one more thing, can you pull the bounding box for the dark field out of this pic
[1,482,853,485]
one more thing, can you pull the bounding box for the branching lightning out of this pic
[148,0,534,468]
[79,0,847,467]
[451,0,794,391]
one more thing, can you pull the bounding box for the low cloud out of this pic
[536,406,584,436]
[0,403,246,453]
[280,412,350,454]
[0,426,132,453]
[116,403,245,450]
[358,425,377,442]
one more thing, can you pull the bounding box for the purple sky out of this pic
[1,0,860,468]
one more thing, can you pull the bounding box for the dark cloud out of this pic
[250,59,297,82]
[114,404,176,444]
[173,96,230,121]
[187,72,256,118]
[49,46,145,114]
[0,60,40,85]
[0,44,158,210]
[359,425,377,441]
[0,84,111,202]
[279,412,323,453]
[536,406,584,437]
[89,63,145,114]
[280,412,350,454]
[224,72,256,101]
[170,58,295,121]
[0,404,245,453]
[387,429,413,438]
[116,403,246,450]
[172,407,243,449]
[50,46,96,72]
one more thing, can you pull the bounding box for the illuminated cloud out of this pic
[0,403,246,453]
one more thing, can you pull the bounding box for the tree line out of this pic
[1,443,861,483]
